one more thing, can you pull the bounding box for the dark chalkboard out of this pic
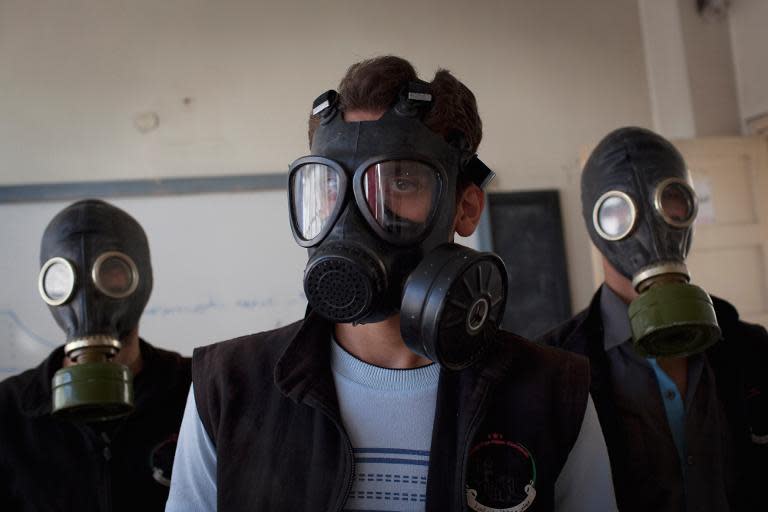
[487,191,571,339]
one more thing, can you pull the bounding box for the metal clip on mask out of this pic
[584,127,720,358]
[290,84,504,369]
[39,200,153,421]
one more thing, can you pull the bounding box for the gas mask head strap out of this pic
[312,80,434,122]
[311,82,493,188]
[462,155,495,189]
[393,80,433,118]
[444,125,495,190]
[312,89,340,124]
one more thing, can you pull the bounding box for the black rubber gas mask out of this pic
[38,199,152,421]
[582,127,720,357]
[288,85,507,369]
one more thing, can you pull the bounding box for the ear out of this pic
[454,184,485,237]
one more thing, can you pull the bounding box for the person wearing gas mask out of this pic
[167,56,616,512]
[0,199,192,511]
[540,127,768,512]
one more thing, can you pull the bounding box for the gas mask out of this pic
[38,199,152,421]
[288,85,508,369]
[582,127,720,357]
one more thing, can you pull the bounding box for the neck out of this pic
[602,257,638,304]
[334,315,433,369]
[115,330,144,376]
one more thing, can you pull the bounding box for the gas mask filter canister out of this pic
[400,244,507,370]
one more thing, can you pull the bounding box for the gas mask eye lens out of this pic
[593,191,636,241]
[656,179,696,227]
[361,160,441,239]
[290,162,343,242]
[92,252,139,298]
[39,257,76,306]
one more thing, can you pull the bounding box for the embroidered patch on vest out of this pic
[150,433,179,487]
[466,433,537,512]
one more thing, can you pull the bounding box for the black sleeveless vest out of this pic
[192,312,590,511]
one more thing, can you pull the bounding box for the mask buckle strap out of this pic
[393,80,433,118]
[463,155,496,189]
[312,90,340,124]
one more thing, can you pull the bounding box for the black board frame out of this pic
[487,190,572,339]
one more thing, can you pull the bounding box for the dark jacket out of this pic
[192,312,591,511]
[0,340,191,512]
[539,289,768,512]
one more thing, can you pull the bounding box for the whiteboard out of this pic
[0,190,308,378]
[0,185,481,379]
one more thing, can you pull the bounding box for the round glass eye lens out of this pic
[597,195,635,239]
[660,182,694,224]
[42,260,75,303]
[291,163,341,241]
[96,256,134,296]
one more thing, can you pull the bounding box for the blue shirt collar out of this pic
[599,284,633,351]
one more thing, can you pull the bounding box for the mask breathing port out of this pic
[304,242,387,323]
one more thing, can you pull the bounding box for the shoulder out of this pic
[137,342,193,412]
[499,330,588,368]
[0,349,56,417]
[712,296,768,351]
[707,297,768,403]
[151,343,192,367]
[536,308,593,354]
[492,331,590,403]
[190,319,306,410]
[190,319,307,443]
[0,369,35,410]
[537,289,603,353]
[192,318,305,380]
[144,342,191,377]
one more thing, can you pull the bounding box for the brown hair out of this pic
[307,56,483,155]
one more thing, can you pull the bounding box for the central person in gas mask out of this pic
[167,56,617,512]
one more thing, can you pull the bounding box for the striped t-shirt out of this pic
[330,339,439,511]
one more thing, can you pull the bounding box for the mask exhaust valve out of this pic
[467,298,490,334]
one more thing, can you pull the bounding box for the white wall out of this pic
[638,0,697,138]
[0,0,654,311]
[638,0,742,138]
[678,0,741,136]
[729,0,768,127]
